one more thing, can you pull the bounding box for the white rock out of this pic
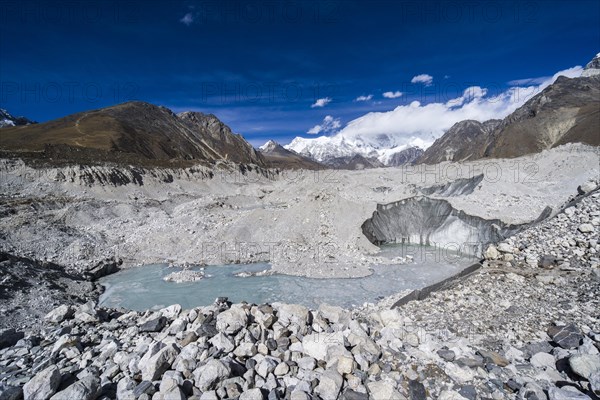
[578,181,597,194]
[23,365,61,400]
[568,354,600,379]
[530,352,556,369]
[316,370,343,399]
[160,304,182,319]
[274,362,290,376]
[193,359,231,391]
[141,343,180,381]
[44,305,74,323]
[239,388,264,400]
[366,381,405,400]
[497,243,513,253]
[216,307,248,334]
[274,303,311,330]
[209,333,235,353]
[302,331,345,361]
[256,357,278,378]
[578,223,594,233]
[49,375,100,400]
[444,363,475,383]
[548,386,590,399]
[233,343,257,358]
[318,304,347,324]
[484,245,499,259]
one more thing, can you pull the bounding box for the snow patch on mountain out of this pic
[259,140,279,153]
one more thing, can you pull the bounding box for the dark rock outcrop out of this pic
[386,146,424,166]
[418,120,500,164]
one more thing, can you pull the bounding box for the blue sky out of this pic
[1,0,599,146]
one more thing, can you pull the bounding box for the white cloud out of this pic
[355,94,373,102]
[411,74,434,86]
[507,76,551,86]
[382,91,403,99]
[333,65,583,147]
[311,97,332,108]
[180,13,194,25]
[307,115,341,134]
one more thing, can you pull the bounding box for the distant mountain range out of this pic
[284,133,424,168]
[1,54,598,170]
[0,109,36,128]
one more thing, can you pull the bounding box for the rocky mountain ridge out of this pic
[257,140,323,170]
[0,109,36,128]
[0,102,266,167]
[419,54,600,163]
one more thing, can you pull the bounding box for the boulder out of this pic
[316,370,343,400]
[302,331,345,361]
[84,258,120,280]
[318,304,348,324]
[577,181,597,195]
[44,305,74,323]
[518,382,547,400]
[0,386,23,400]
[0,329,24,350]
[256,357,278,378]
[209,333,235,353]
[239,388,264,400]
[484,245,499,260]
[216,307,248,335]
[548,386,590,400]
[116,377,137,399]
[49,375,100,400]
[274,362,290,376]
[160,304,182,319]
[193,359,231,391]
[548,324,584,349]
[141,344,180,381]
[590,371,600,395]
[530,352,556,369]
[23,365,61,400]
[496,243,513,254]
[568,354,600,380]
[408,380,427,400]
[366,381,404,400]
[297,357,317,371]
[139,315,167,333]
[233,343,257,358]
[273,303,311,331]
[133,381,155,398]
[578,223,594,233]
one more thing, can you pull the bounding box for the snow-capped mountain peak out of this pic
[259,140,279,152]
[0,109,36,128]
[284,134,425,166]
[582,52,600,77]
